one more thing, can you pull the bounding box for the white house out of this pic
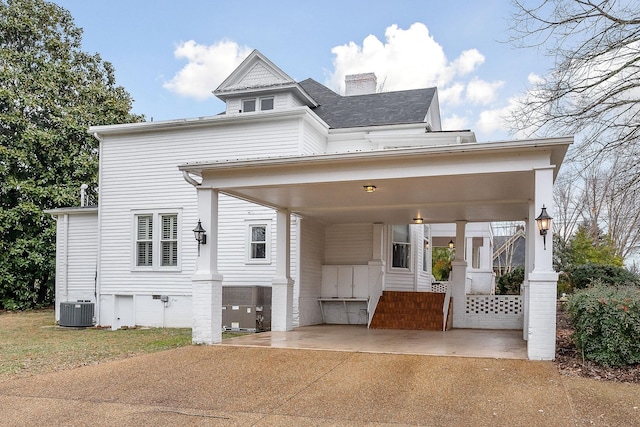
[47,50,571,360]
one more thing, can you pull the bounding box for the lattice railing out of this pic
[465,295,522,315]
[431,282,448,293]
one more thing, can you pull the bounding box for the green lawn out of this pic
[0,309,193,381]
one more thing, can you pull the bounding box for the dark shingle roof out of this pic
[298,78,435,129]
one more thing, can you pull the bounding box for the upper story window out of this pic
[260,97,274,110]
[391,224,411,269]
[241,97,274,113]
[133,211,181,270]
[242,99,256,112]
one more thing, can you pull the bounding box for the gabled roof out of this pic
[299,78,437,129]
[214,50,317,107]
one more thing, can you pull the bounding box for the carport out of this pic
[180,136,572,360]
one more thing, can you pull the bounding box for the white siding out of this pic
[97,117,303,326]
[54,211,98,321]
[301,119,327,154]
[295,218,325,326]
[324,223,372,265]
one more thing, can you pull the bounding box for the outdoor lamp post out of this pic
[193,220,207,255]
[535,206,552,250]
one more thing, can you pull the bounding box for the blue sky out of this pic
[52,0,550,141]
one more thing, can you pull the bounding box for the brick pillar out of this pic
[527,167,558,360]
[192,188,223,344]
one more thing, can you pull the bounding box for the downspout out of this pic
[63,214,69,301]
[93,132,103,326]
[182,170,201,187]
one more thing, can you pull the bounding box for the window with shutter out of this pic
[132,211,181,270]
[161,214,178,266]
[136,215,153,266]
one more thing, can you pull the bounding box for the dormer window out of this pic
[241,97,274,113]
[242,99,256,112]
[260,97,274,110]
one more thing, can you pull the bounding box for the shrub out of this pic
[570,263,640,290]
[496,266,524,295]
[566,283,640,367]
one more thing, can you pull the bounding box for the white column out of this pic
[527,167,558,360]
[192,188,224,345]
[272,209,294,331]
[451,221,467,328]
[522,202,535,341]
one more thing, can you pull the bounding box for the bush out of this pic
[566,283,640,367]
[496,266,524,295]
[570,263,640,290]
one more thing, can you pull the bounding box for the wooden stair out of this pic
[369,291,452,331]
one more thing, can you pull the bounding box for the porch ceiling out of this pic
[222,171,533,224]
[180,137,572,225]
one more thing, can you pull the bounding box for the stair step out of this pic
[370,291,450,331]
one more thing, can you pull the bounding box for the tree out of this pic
[0,0,143,309]
[567,226,623,267]
[432,247,453,281]
[508,0,640,178]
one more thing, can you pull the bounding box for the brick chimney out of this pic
[345,73,377,96]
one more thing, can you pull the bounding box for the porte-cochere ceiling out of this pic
[180,137,571,225]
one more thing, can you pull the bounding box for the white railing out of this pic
[442,283,452,331]
[367,269,384,327]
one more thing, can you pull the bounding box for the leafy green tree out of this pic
[567,226,623,267]
[0,0,143,309]
[496,265,524,295]
[432,247,453,281]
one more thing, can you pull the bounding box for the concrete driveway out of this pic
[0,346,638,426]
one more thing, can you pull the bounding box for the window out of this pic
[161,214,178,266]
[242,99,256,112]
[136,215,153,266]
[260,97,274,110]
[250,225,266,259]
[241,97,274,113]
[133,211,180,270]
[391,225,411,269]
[246,221,271,263]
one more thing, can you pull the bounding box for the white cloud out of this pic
[475,96,520,138]
[163,40,252,99]
[451,49,485,75]
[465,78,504,105]
[328,23,451,93]
[528,72,545,85]
[442,114,469,131]
[439,83,465,106]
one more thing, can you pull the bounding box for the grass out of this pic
[0,308,193,382]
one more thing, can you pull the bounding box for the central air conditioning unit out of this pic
[59,301,95,327]
[222,286,271,332]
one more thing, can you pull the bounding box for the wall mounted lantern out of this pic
[448,240,455,249]
[193,220,207,255]
[535,205,552,250]
[363,185,377,193]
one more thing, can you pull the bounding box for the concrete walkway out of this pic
[1,346,639,426]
